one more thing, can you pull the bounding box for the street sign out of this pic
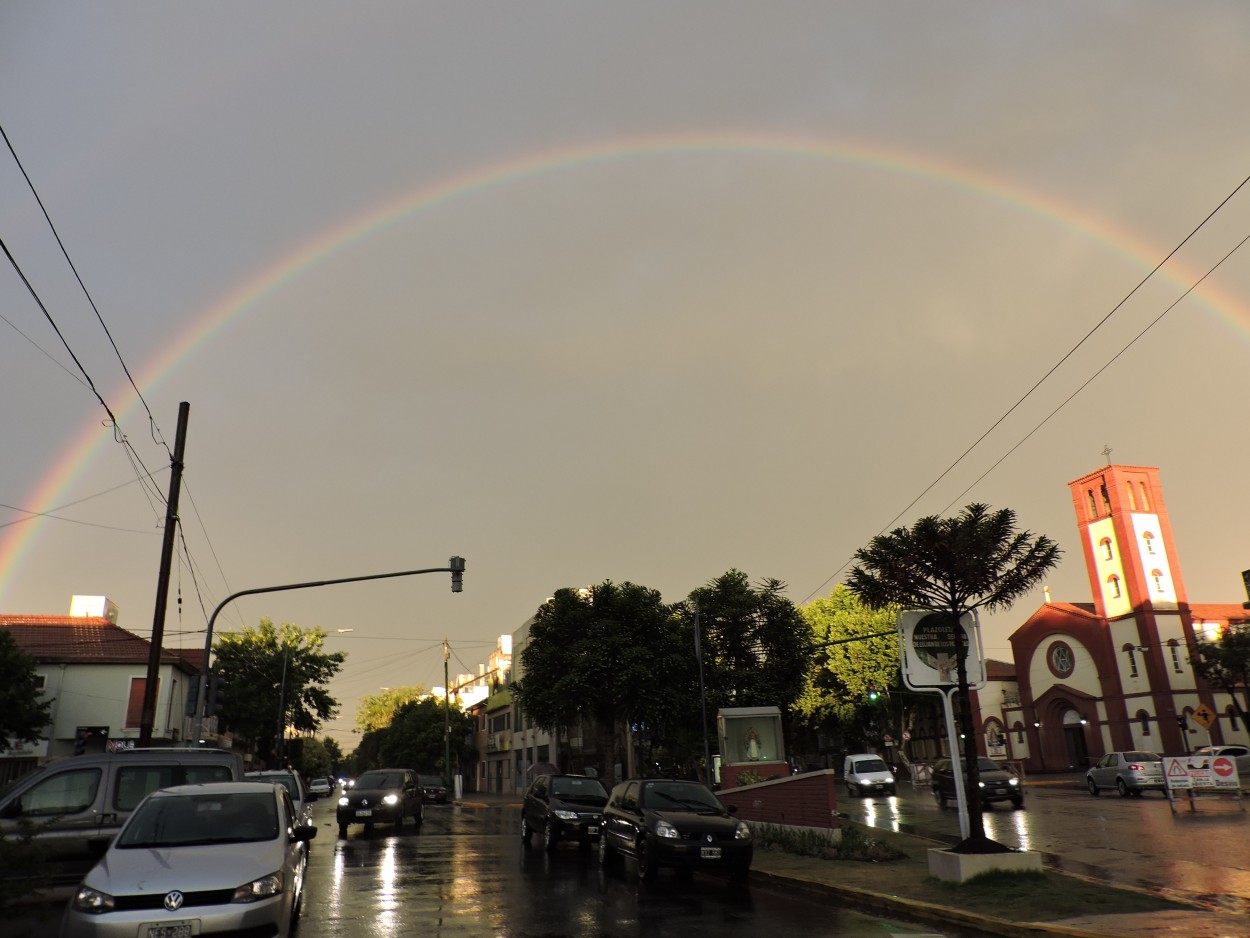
[897,610,985,690]
[1191,704,1217,730]
[1165,755,1240,790]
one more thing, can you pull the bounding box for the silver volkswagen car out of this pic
[60,781,315,938]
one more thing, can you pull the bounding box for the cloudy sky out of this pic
[3,4,1249,747]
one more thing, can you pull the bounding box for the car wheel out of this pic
[729,861,751,884]
[1117,778,1130,798]
[1010,797,1024,809]
[598,832,613,868]
[521,815,532,846]
[1131,789,1143,797]
[544,819,559,853]
[636,839,657,883]
[415,802,424,828]
[846,782,857,797]
[338,824,348,838]
[935,788,948,807]
[1087,777,1100,796]
[395,811,404,829]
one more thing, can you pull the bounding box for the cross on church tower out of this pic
[1101,444,1113,464]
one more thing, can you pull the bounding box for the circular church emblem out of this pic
[1047,641,1075,679]
[912,612,962,682]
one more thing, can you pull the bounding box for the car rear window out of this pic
[114,764,234,811]
[1125,752,1160,762]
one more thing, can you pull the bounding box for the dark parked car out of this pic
[336,768,423,837]
[521,774,609,852]
[419,774,449,804]
[599,778,752,883]
[1085,751,1165,797]
[932,756,1024,809]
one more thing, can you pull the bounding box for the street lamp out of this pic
[192,558,465,744]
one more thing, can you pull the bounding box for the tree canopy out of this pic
[212,618,346,767]
[847,503,1058,851]
[795,585,902,750]
[356,685,427,734]
[0,630,53,750]
[1192,624,1250,727]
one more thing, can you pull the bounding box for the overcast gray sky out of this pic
[3,3,1250,747]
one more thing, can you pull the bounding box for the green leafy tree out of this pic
[680,570,814,731]
[294,737,334,781]
[0,631,53,750]
[212,618,346,767]
[795,585,902,752]
[322,736,344,773]
[374,697,476,775]
[847,503,1059,853]
[514,581,694,783]
[356,685,427,734]
[1192,625,1250,727]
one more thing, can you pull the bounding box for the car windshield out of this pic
[550,777,608,800]
[419,775,444,787]
[642,781,721,812]
[118,792,278,847]
[249,773,298,797]
[977,758,1006,772]
[356,771,403,789]
[1125,752,1161,762]
[853,759,888,773]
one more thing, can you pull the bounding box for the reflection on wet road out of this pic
[841,779,1250,912]
[298,799,962,937]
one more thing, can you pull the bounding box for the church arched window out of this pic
[1142,531,1156,555]
[1136,710,1151,736]
[1107,574,1121,598]
[1100,538,1113,560]
[1122,644,1139,678]
[1151,570,1165,592]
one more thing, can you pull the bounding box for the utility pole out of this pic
[139,401,189,747]
[444,638,452,796]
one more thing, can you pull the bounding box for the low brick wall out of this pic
[717,769,840,832]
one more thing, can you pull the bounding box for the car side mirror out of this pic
[292,825,317,842]
[726,804,738,814]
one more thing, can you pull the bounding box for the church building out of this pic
[1002,463,1248,772]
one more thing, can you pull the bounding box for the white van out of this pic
[0,748,244,885]
[843,753,896,797]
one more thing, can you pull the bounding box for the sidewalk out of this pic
[457,789,1250,938]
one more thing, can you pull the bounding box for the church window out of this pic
[1139,482,1150,510]
[1107,575,1121,598]
[1143,532,1155,554]
[1123,644,1139,678]
[1100,538,1113,561]
[1152,570,1165,592]
[1087,490,1098,518]
[1100,484,1112,514]
[1136,711,1151,736]
[1126,482,1137,510]
[1168,640,1183,674]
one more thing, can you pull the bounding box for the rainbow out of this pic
[3,131,1246,604]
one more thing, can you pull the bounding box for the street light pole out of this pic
[191,558,465,744]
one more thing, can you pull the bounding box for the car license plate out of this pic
[357,808,372,817]
[145,922,193,938]
[700,846,722,859]
[587,826,599,835]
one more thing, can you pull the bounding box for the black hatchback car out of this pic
[336,768,423,837]
[932,756,1024,809]
[599,778,752,883]
[521,773,609,851]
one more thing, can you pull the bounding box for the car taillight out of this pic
[1128,764,1143,770]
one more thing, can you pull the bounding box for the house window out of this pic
[1100,538,1114,561]
[1137,711,1151,736]
[34,674,46,692]
[1168,641,1183,674]
[1152,570,1165,592]
[1107,575,1122,599]
[124,677,158,729]
[1123,645,1139,678]
[1143,532,1156,555]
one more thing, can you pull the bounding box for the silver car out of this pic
[60,781,315,938]
[1086,751,1165,797]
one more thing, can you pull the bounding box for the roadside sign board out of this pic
[897,610,985,691]
[1165,755,1240,790]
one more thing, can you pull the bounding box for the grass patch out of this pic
[755,821,1193,924]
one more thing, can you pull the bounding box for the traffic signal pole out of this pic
[190,558,465,744]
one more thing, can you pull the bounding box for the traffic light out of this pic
[449,555,465,593]
[208,675,227,716]
[185,675,202,718]
[867,686,881,702]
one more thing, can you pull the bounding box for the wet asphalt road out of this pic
[300,797,960,938]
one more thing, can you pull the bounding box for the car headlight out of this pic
[73,885,115,914]
[735,821,751,840]
[383,794,399,805]
[977,781,986,788]
[338,796,349,806]
[552,809,578,820]
[653,819,679,839]
[1008,778,1019,786]
[232,871,284,902]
